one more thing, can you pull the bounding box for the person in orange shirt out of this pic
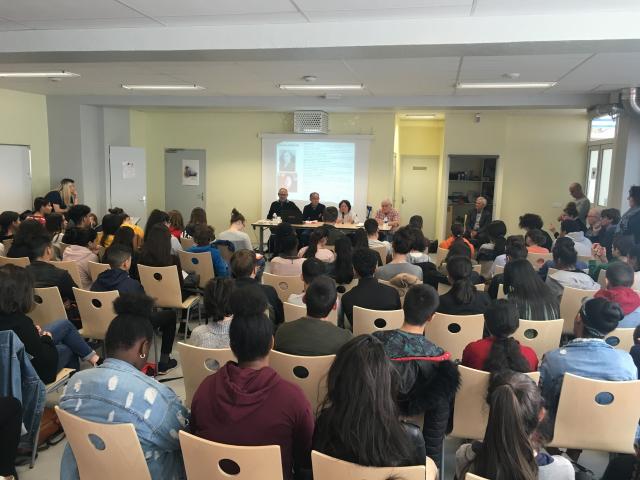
[439,223,475,256]
[525,229,550,254]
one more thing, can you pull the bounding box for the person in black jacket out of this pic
[465,196,492,242]
[438,256,490,315]
[25,233,77,303]
[518,213,554,252]
[617,185,640,244]
[302,192,325,221]
[373,284,460,467]
[341,248,401,329]
[313,335,426,468]
[267,188,302,221]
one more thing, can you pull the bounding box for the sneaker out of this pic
[157,358,178,375]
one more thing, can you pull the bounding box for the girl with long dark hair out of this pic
[332,237,354,285]
[504,259,560,320]
[144,209,182,254]
[97,212,125,248]
[140,223,174,268]
[298,226,335,262]
[185,207,207,238]
[438,256,490,315]
[313,335,426,467]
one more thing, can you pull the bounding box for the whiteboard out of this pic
[109,146,147,226]
[0,145,32,212]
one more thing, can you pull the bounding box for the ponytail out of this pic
[446,256,474,304]
[305,227,327,259]
[483,300,531,373]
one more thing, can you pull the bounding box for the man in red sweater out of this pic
[190,291,314,480]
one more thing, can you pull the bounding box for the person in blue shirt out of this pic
[60,293,188,480]
[187,224,229,278]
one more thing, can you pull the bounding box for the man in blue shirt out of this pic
[187,224,229,278]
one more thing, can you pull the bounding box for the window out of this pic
[586,115,616,206]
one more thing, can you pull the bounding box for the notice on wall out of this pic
[182,159,200,186]
[122,160,136,179]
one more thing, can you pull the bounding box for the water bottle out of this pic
[273,214,279,224]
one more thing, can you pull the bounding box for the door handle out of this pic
[401,196,406,204]
[198,193,204,201]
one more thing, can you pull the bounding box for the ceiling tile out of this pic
[20,18,162,29]
[459,54,591,82]
[473,0,640,16]
[295,0,472,11]
[0,0,143,21]
[156,13,306,27]
[304,5,472,21]
[550,53,640,92]
[119,0,296,18]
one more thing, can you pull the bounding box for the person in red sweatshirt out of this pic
[189,287,314,480]
[595,262,640,328]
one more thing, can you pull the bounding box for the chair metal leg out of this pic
[184,304,193,340]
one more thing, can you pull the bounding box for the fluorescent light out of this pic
[121,84,205,91]
[278,84,364,91]
[456,82,557,89]
[0,71,79,78]
[403,114,437,119]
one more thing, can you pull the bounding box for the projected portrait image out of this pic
[279,150,296,172]
[278,172,298,193]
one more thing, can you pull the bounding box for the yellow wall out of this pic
[130,110,395,238]
[0,88,50,196]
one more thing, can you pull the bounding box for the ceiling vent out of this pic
[294,111,329,134]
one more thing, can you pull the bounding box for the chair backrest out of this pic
[138,264,183,308]
[27,287,67,327]
[177,342,236,408]
[352,307,405,336]
[217,243,234,264]
[527,252,552,271]
[55,406,152,480]
[262,272,305,303]
[597,268,607,289]
[179,431,283,480]
[73,288,119,340]
[493,265,504,276]
[311,450,436,480]
[282,302,338,326]
[496,283,506,300]
[511,318,564,359]
[472,264,481,274]
[370,244,388,265]
[47,260,82,288]
[59,242,71,257]
[178,250,215,289]
[88,261,110,282]
[559,286,598,333]
[549,374,640,453]
[435,247,448,265]
[465,474,489,480]
[424,313,485,362]
[605,328,635,352]
[336,279,357,296]
[180,237,195,250]
[269,350,335,413]
[0,255,30,267]
[547,267,559,276]
[451,366,540,440]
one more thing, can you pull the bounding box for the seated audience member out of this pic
[313,335,426,467]
[465,196,491,243]
[108,208,144,247]
[0,211,19,242]
[270,222,296,257]
[503,259,560,320]
[545,237,599,299]
[45,212,67,258]
[585,207,602,243]
[336,199,355,224]
[489,234,526,278]
[0,265,99,384]
[487,236,528,299]
[332,236,354,285]
[589,234,635,280]
[519,213,554,251]
[629,244,640,288]
[104,226,140,279]
[190,278,235,349]
[525,228,550,254]
[462,299,538,372]
[287,257,327,306]
[439,222,475,255]
[187,224,230,278]
[374,199,401,233]
[0,396,21,478]
[184,207,207,239]
[595,262,640,328]
[456,370,574,480]
[552,202,583,236]
[374,227,423,281]
[88,212,98,229]
[26,197,52,225]
[302,192,325,222]
[322,206,345,246]
[96,211,125,248]
[67,204,92,229]
[167,210,184,240]
[341,248,401,328]
[407,227,431,264]
[269,234,305,276]
[558,219,592,257]
[145,209,182,254]
[190,296,314,480]
[139,223,182,278]
[438,256,490,315]
[231,249,283,324]
[92,245,178,373]
[352,227,369,250]
[26,233,77,304]
[631,325,640,377]
[408,214,423,231]
[373,284,459,467]
[275,276,351,355]
[61,227,99,289]
[218,208,253,251]
[59,294,187,480]
[364,218,392,257]
[298,226,335,263]
[6,219,46,258]
[425,242,482,289]
[600,207,621,258]
[477,220,507,262]
[540,297,636,416]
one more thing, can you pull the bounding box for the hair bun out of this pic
[583,297,623,332]
[231,208,239,214]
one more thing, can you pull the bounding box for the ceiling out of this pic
[0,0,639,109]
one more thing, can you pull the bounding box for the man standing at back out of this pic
[569,182,591,225]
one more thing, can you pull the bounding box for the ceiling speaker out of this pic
[293,110,328,134]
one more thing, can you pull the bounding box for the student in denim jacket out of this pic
[60,294,188,480]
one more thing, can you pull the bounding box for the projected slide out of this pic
[276,141,355,204]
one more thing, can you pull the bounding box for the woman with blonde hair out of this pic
[45,178,77,213]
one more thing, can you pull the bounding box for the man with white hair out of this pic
[585,207,602,243]
[465,196,491,240]
[374,199,400,233]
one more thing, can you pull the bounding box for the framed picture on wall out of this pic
[182,159,199,186]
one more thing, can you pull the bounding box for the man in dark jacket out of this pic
[26,234,77,303]
[322,206,345,246]
[465,196,491,244]
[267,188,302,221]
[302,192,325,222]
[373,284,460,468]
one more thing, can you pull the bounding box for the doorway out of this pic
[399,155,439,239]
[164,149,206,221]
[586,144,614,207]
[0,144,31,212]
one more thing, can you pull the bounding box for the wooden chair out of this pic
[352,307,404,336]
[269,350,335,412]
[424,313,484,362]
[179,237,195,250]
[46,260,82,288]
[88,261,110,281]
[27,287,67,327]
[451,366,540,440]
[496,283,506,300]
[466,474,489,480]
[58,242,71,257]
[138,264,201,339]
[547,267,559,276]
[178,250,215,289]
[548,374,640,453]
[177,342,236,408]
[262,272,305,303]
[370,244,388,265]
[472,264,481,274]
[597,268,607,289]
[73,288,119,341]
[2,238,13,251]
[336,279,357,295]
[605,328,635,352]
[578,255,595,264]
[435,247,448,265]
[311,450,438,480]
[282,301,338,326]
[493,264,504,276]
[511,319,564,359]
[527,252,552,271]
[179,431,283,480]
[217,243,234,264]
[0,255,30,267]
[559,286,598,334]
[55,406,152,480]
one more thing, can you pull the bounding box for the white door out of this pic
[0,145,31,212]
[399,155,439,239]
[586,144,614,207]
[164,149,206,221]
[109,146,147,225]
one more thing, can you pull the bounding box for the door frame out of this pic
[586,142,615,207]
